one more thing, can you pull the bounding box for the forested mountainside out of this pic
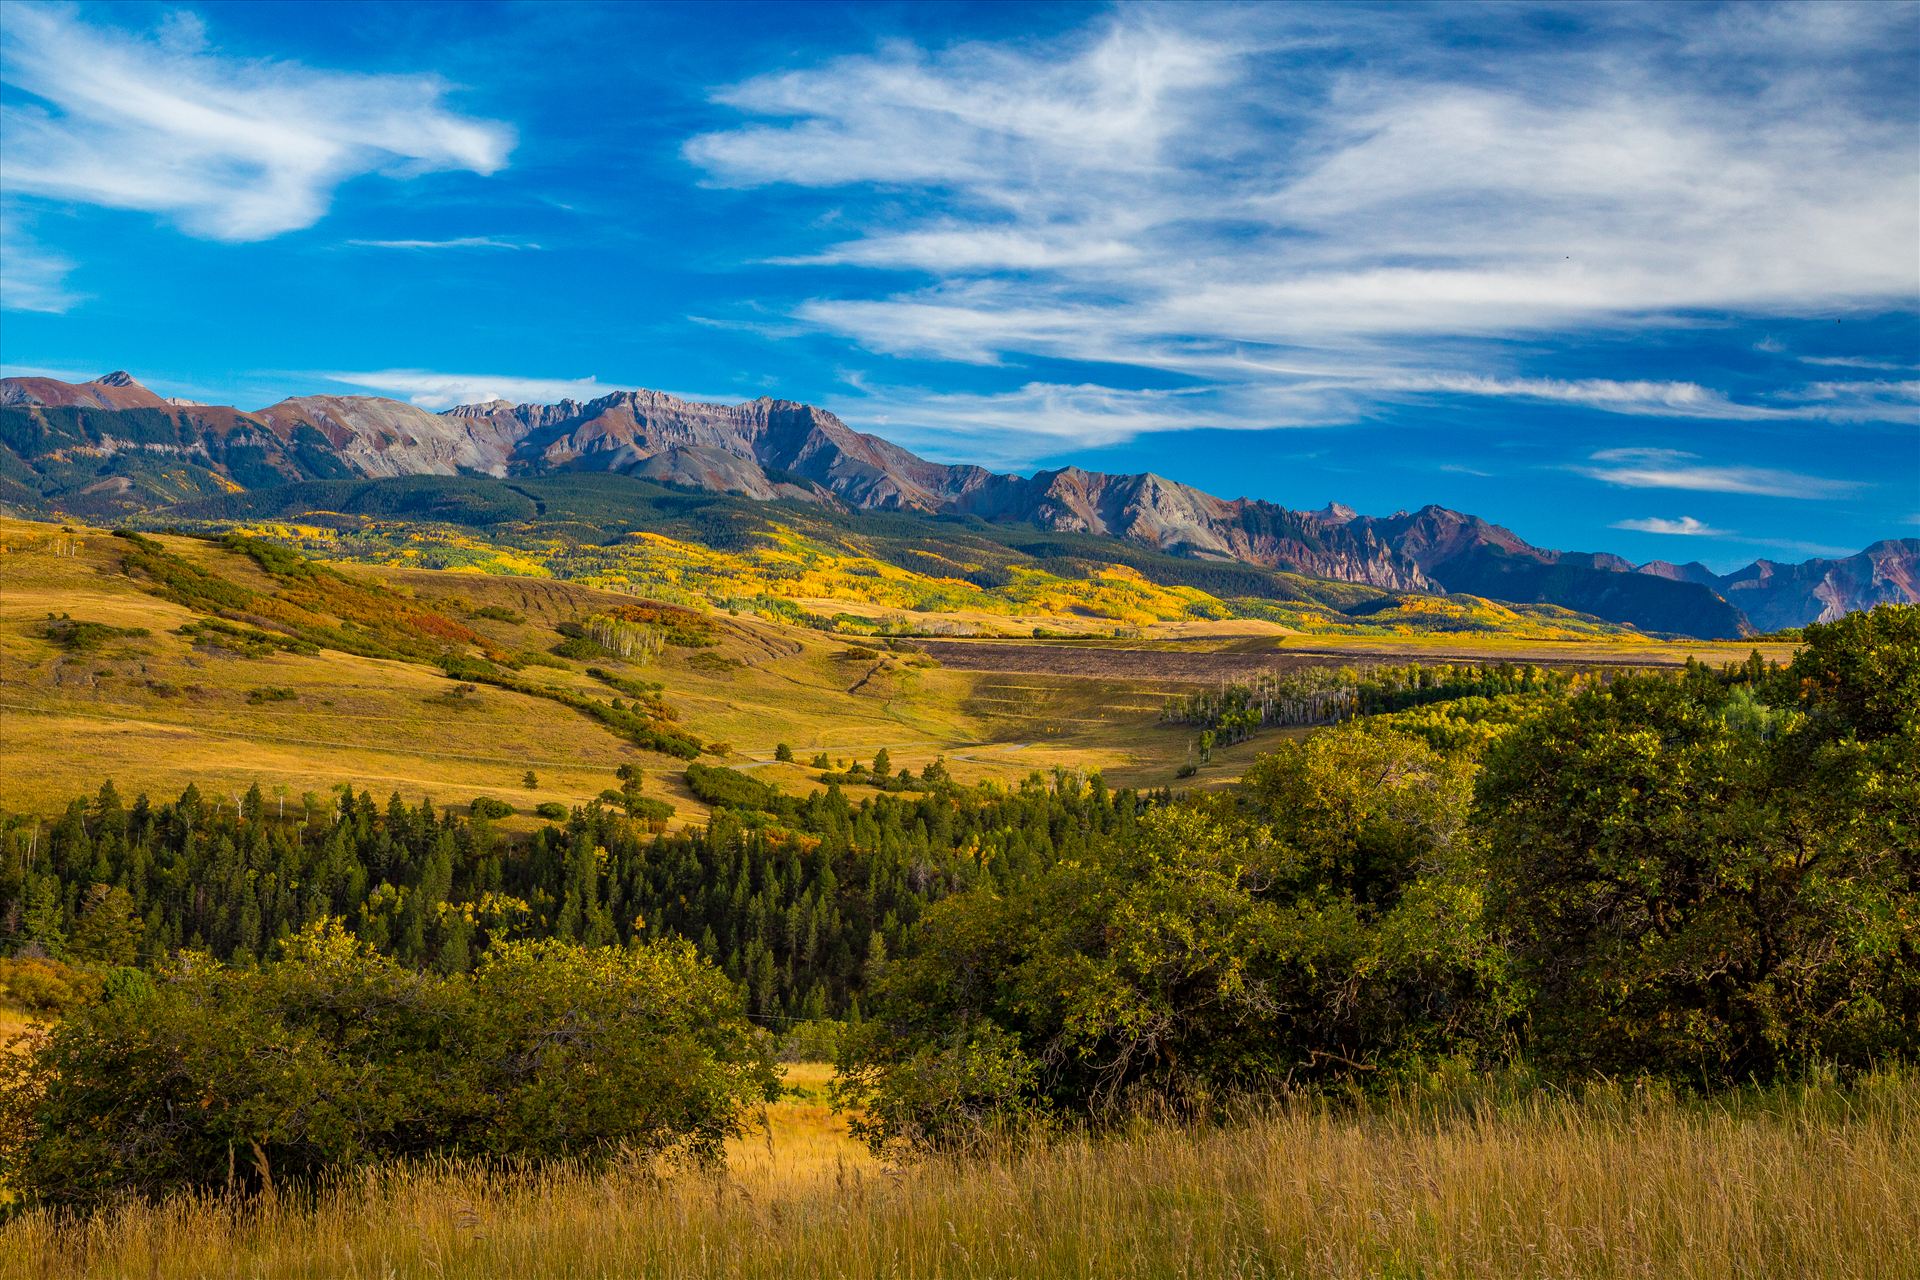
[5,372,1913,636]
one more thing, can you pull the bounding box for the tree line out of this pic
[842,608,1918,1147]
[1163,660,1577,744]
[1,767,1153,1025]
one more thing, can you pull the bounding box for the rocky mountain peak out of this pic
[3,370,1911,637]
[0,370,170,411]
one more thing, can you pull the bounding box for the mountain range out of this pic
[3,371,1914,638]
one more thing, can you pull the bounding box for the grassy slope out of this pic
[5,1074,1911,1280]
[177,471,1671,641]
[0,518,1217,814]
[0,514,1796,814]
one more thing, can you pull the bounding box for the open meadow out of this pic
[4,1072,1912,1280]
[0,518,1222,815]
[3,515,1766,817]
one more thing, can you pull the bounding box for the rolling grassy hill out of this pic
[0,513,1793,816]
[0,516,1245,814]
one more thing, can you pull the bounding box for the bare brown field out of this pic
[917,633,1798,681]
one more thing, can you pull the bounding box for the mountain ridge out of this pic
[3,371,1912,637]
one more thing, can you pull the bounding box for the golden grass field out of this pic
[0,517,1224,815]
[1,514,1797,817]
[0,1008,37,1052]
[4,1069,1912,1280]
[0,518,1203,814]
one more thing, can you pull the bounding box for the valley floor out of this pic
[5,1071,1911,1280]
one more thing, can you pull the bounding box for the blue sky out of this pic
[1,0,1916,568]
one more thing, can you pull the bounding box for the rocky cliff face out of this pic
[1637,560,1724,589]
[440,389,1001,510]
[1332,506,1749,638]
[3,372,1913,636]
[1694,540,1920,631]
[254,395,522,478]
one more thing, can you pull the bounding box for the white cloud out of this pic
[842,380,1322,469]
[1799,355,1913,371]
[685,9,1920,456]
[315,369,745,412]
[1386,375,1780,419]
[1611,516,1731,536]
[687,23,1231,199]
[346,237,541,251]
[0,361,99,381]
[1386,373,1920,422]
[1578,448,1859,499]
[320,370,610,411]
[1742,537,1862,559]
[1777,380,1920,420]
[771,229,1135,271]
[0,4,513,242]
[0,209,79,312]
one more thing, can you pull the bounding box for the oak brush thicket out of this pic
[838,606,1918,1148]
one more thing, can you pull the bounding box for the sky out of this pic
[1,0,1916,569]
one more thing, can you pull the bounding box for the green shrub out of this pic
[469,796,515,820]
[0,956,103,1016]
[533,801,569,821]
[683,764,787,816]
[837,729,1504,1152]
[1478,636,1920,1083]
[777,1019,845,1063]
[624,797,674,823]
[41,617,149,652]
[0,923,777,1210]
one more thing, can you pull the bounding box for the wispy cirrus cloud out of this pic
[684,6,1919,458]
[1799,355,1914,371]
[1389,373,1920,422]
[319,369,610,410]
[1385,376,1780,419]
[316,369,740,412]
[0,3,513,242]
[1611,515,1731,536]
[1743,537,1862,559]
[844,380,1305,469]
[1578,448,1861,499]
[346,237,541,251]
[0,209,80,313]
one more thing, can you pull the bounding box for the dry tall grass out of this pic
[5,1071,1914,1280]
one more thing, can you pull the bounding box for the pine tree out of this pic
[68,884,145,965]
